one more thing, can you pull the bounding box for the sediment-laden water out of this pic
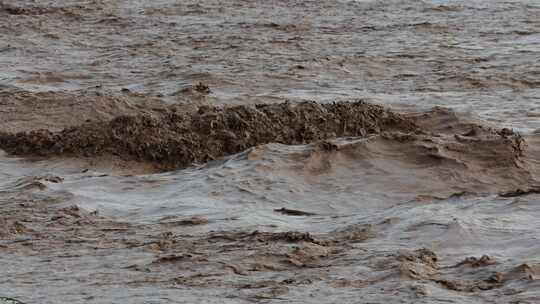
[1,0,540,303]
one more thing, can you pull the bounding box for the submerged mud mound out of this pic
[0,101,415,170]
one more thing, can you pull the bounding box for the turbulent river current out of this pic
[1,0,540,303]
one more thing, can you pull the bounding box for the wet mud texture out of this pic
[0,101,416,170]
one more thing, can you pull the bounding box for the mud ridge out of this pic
[0,101,417,171]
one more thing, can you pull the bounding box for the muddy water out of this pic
[1,0,540,130]
[1,0,540,303]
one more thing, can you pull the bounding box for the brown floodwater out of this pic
[1,0,540,303]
